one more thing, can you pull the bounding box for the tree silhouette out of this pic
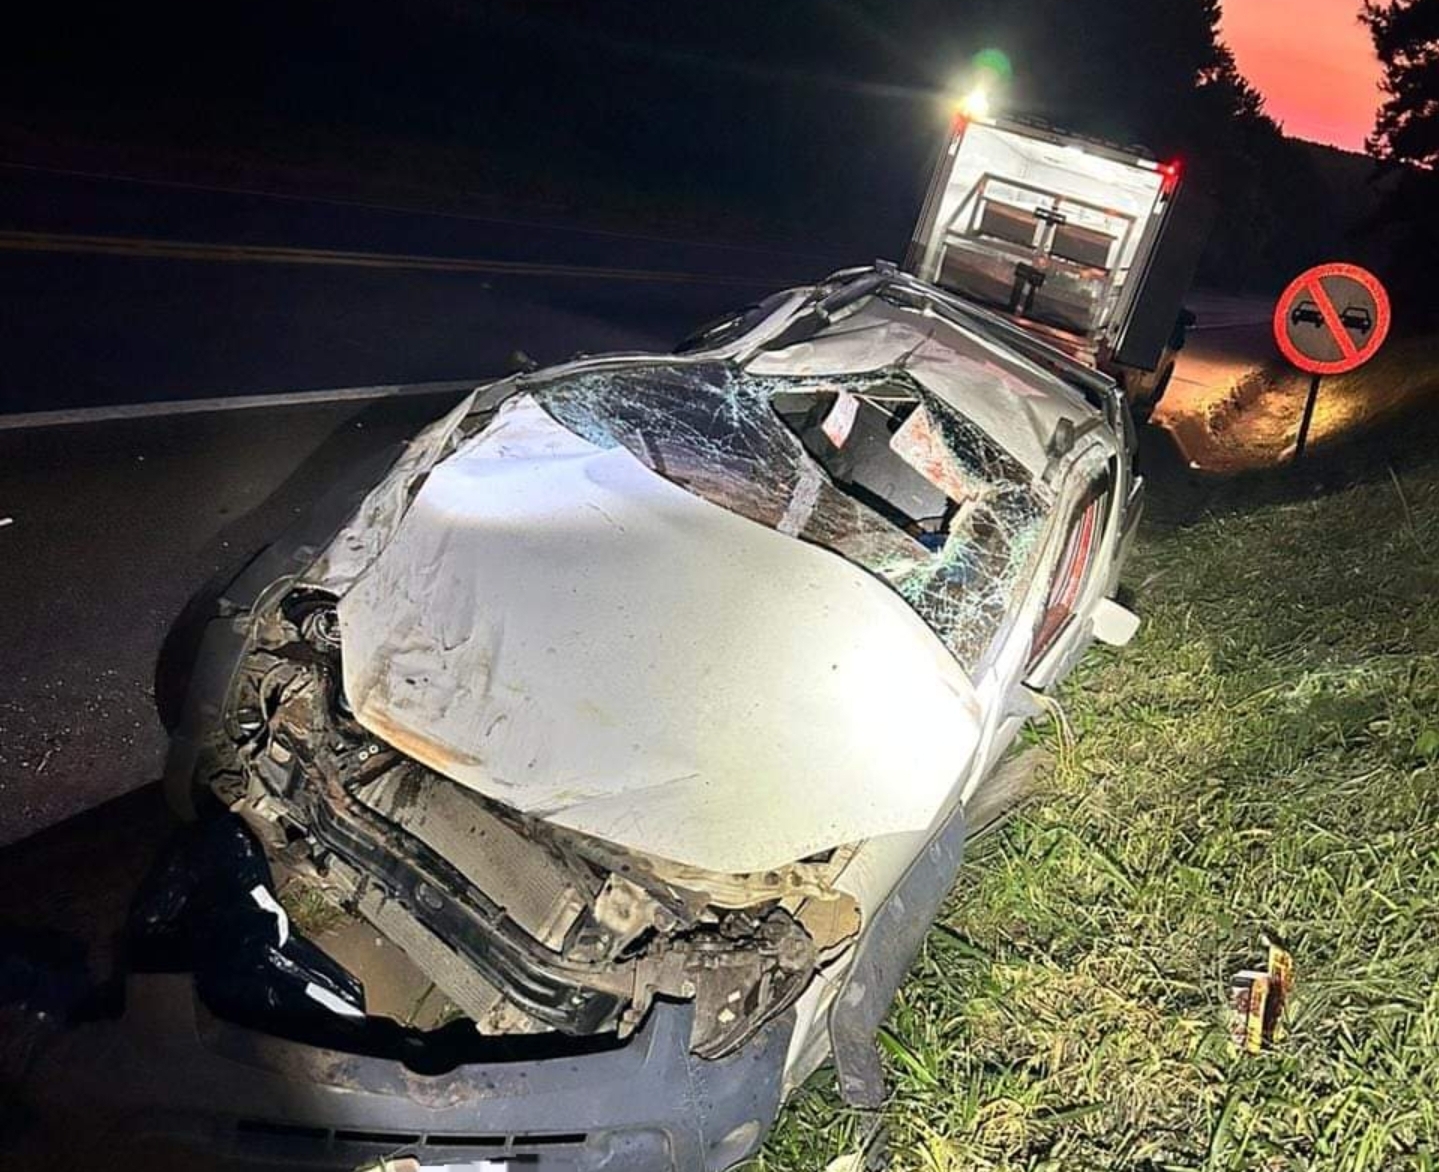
[1365,0,1439,167]
[1363,0,1439,320]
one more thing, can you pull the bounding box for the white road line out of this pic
[0,380,479,431]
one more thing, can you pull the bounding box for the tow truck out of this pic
[905,111,1212,421]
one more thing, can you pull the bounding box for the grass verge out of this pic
[751,456,1439,1171]
[1177,333,1439,474]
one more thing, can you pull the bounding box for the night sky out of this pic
[0,0,1392,273]
[3,3,1386,186]
[1222,0,1382,150]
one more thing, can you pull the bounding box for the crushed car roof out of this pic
[311,288,1111,871]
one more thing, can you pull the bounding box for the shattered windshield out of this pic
[534,361,1049,672]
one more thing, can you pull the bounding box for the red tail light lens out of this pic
[1031,493,1105,665]
[1159,159,1182,195]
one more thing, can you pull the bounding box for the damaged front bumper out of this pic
[120,507,820,1172]
[20,974,793,1172]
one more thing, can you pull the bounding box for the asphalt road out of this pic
[0,161,845,414]
[0,163,852,845]
[0,393,473,845]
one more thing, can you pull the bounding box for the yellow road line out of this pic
[0,229,791,286]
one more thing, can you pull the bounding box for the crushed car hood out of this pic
[335,395,983,874]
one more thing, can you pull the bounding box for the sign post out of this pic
[1293,372,1324,461]
[1272,263,1391,462]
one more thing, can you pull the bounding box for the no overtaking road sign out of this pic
[1274,262,1390,376]
[1272,262,1391,459]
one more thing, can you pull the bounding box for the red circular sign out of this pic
[1273,262,1390,376]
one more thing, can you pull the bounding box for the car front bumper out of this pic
[17,975,793,1171]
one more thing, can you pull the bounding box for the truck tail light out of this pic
[1159,159,1182,195]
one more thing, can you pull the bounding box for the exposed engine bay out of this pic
[197,584,861,1057]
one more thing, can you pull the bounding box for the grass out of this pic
[749,454,1439,1171]
[277,876,348,938]
[1310,335,1439,453]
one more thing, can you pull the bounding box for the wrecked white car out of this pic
[34,266,1142,1170]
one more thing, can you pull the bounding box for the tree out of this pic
[1365,0,1439,168]
[1362,0,1439,320]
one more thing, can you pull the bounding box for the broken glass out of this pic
[533,361,1049,672]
